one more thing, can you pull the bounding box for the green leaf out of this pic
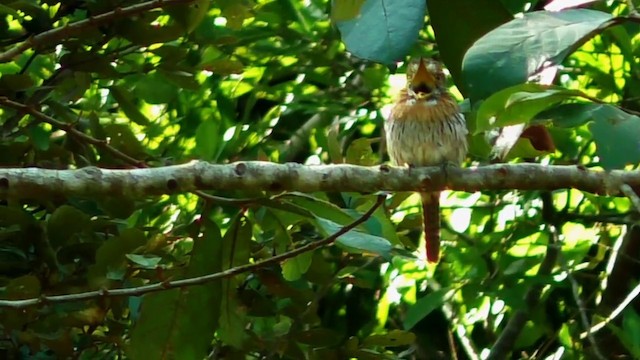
[60,52,118,76]
[133,73,179,104]
[47,205,90,248]
[345,138,376,165]
[29,125,50,151]
[0,74,34,91]
[588,105,640,170]
[362,329,416,347]
[539,102,602,128]
[110,86,150,126]
[219,0,253,30]
[218,214,252,347]
[428,0,511,95]
[88,228,147,288]
[165,0,209,33]
[5,275,41,299]
[125,254,162,269]
[159,69,200,90]
[285,193,355,224]
[99,196,137,219]
[315,217,391,257]
[103,123,147,159]
[403,288,452,329]
[541,102,640,169]
[128,219,223,360]
[621,309,640,356]
[195,120,220,161]
[462,9,613,101]
[475,84,583,133]
[335,0,425,64]
[295,328,343,346]
[281,251,313,281]
[331,0,365,21]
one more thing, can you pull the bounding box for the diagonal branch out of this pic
[0,194,386,309]
[0,97,144,167]
[0,0,198,63]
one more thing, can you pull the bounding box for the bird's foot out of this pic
[439,161,458,182]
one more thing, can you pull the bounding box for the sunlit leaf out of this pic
[331,0,365,21]
[110,86,150,126]
[403,287,452,329]
[463,9,612,101]
[475,83,584,133]
[281,251,313,281]
[363,329,416,347]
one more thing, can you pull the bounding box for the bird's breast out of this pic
[386,99,468,167]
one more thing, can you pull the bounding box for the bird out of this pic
[385,57,468,263]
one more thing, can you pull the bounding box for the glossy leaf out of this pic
[428,0,511,95]
[463,9,612,101]
[315,217,392,257]
[588,105,640,169]
[475,83,584,133]
[335,0,425,64]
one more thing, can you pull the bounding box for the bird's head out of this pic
[405,58,446,101]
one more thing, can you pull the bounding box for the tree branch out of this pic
[0,161,638,200]
[0,97,145,167]
[0,194,386,309]
[0,0,198,63]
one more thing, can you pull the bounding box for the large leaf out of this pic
[542,103,640,169]
[428,0,511,95]
[403,287,453,329]
[475,83,583,133]
[218,214,252,347]
[335,0,425,64]
[588,105,640,170]
[315,217,391,258]
[462,9,613,102]
[128,219,224,359]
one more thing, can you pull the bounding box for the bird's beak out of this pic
[410,58,437,99]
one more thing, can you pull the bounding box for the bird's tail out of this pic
[421,192,440,263]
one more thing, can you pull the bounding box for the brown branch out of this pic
[0,97,144,167]
[0,0,198,63]
[1,161,639,200]
[0,194,386,309]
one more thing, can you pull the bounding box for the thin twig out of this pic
[0,0,198,63]
[580,281,640,338]
[0,97,144,167]
[0,194,386,309]
[620,183,640,212]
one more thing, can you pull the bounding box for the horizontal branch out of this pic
[0,161,637,200]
